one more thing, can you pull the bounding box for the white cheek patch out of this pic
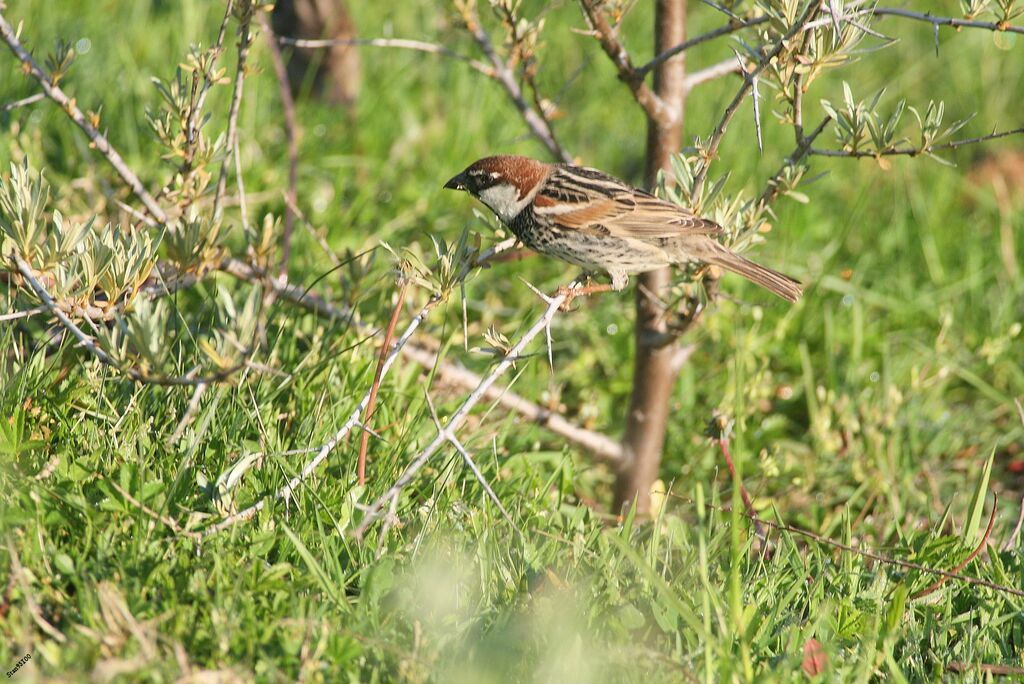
[477,183,530,222]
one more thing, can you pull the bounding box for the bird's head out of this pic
[444,155,549,223]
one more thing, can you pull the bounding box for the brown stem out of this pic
[357,280,408,486]
[614,0,688,516]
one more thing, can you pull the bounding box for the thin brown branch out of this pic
[809,126,1024,158]
[910,492,997,600]
[637,15,769,78]
[946,662,1024,677]
[278,36,496,79]
[259,13,299,279]
[691,0,823,199]
[718,437,765,540]
[578,0,676,130]
[457,4,571,163]
[757,115,831,208]
[213,4,255,223]
[0,10,168,223]
[357,279,409,486]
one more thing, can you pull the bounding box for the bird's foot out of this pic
[555,281,615,312]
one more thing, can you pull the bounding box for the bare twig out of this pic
[353,281,578,537]
[637,15,770,77]
[401,343,623,464]
[684,56,744,91]
[0,305,46,322]
[946,662,1024,677]
[1,92,44,111]
[872,6,1024,36]
[102,475,201,540]
[691,0,823,198]
[357,279,409,486]
[1002,495,1024,552]
[458,4,571,162]
[718,437,765,540]
[259,13,299,279]
[0,10,167,222]
[213,3,255,223]
[279,36,496,78]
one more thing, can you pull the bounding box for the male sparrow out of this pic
[444,155,801,302]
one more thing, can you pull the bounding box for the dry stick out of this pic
[357,280,409,486]
[691,0,823,199]
[259,13,299,279]
[213,6,255,223]
[102,475,201,540]
[0,305,45,322]
[278,36,496,78]
[946,662,1024,677]
[352,282,577,538]
[1,92,44,111]
[809,126,1024,158]
[0,11,167,223]
[458,4,572,163]
[201,293,443,537]
[910,492,997,601]
[684,57,745,91]
[401,343,624,465]
[664,491,1024,599]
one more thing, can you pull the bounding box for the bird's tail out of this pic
[695,242,802,303]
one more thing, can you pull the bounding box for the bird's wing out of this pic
[534,165,723,240]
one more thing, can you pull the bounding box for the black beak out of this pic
[444,172,468,191]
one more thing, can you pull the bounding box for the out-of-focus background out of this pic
[2,0,1023,679]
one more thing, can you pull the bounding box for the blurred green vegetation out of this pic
[2,0,1024,680]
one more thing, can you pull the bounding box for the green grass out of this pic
[2,0,1024,680]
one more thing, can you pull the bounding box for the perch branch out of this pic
[213,4,255,223]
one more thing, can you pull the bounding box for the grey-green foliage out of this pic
[1,161,160,311]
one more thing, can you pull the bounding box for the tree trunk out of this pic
[614,0,687,515]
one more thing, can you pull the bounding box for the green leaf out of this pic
[963,447,995,543]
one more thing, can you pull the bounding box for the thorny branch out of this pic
[691,0,823,199]
[810,126,1024,158]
